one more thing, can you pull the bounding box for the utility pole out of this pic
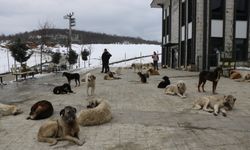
[64,12,76,52]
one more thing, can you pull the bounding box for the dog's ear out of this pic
[93,75,96,80]
[60,109,65,116]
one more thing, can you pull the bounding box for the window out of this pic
[181,2,186,26]
[209,38,224,66]
[210,0,225,19]
[235,39,248,61]
[188,0,193,22]
[235,0,248,20]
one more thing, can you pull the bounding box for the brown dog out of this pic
[27,100,54,120]
[37,106,84,146]
[147,68,160,75]
[198,67,223,94]
[86,73,96,96]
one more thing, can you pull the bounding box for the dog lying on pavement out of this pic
[27,100,54,120]
[53,83,74,94]
[165,80,187,98]
[0,103,23,116]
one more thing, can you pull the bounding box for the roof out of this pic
[150,0,170,8]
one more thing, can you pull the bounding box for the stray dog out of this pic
[137,72,149,83]
[27,100,54,120]
[86,73,96,96]
[131,63,142,72]
[0,103,23,116]
[147,68,160,75]
[62,72,80,87]
[158,76,170,88]
[53,83,73,94]
[198,67,223,94]
[104,71,121,80]
[230,70,242,79]
[165,80,186,98]
[193,95,236,116]
[37,106,84,146]
[78,100,112,126]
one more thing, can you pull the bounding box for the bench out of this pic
[12,71,36,81]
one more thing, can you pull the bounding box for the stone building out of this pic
[151,0,250,70]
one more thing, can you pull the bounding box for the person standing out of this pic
[152,51,159,70]
[101,49,112,73]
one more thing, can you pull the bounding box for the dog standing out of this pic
[158,76,170,88]
[37,106,84,146]
[53,83,74,94]
[62,72,80,87]
[27,100,54,120]
[86,73,96,96]
[198,67,223,94]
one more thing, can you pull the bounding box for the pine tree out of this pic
[9,38,33,65]
[67,49,78,65]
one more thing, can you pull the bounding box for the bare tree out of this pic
[38,21,53,73]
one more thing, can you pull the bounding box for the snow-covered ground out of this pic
[0,44,161,74]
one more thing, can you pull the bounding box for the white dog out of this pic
[165,80,187,98]
[0,103,23,116]
[86,73,96,96]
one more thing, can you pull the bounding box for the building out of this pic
[151,0,250,70]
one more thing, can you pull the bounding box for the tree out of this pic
[67,49,78,66]
[52,52,61,64]
[81,48,89,68]
[9,38,33,65]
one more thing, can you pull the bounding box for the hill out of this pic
[0,29,160,45]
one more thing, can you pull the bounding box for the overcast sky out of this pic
[0,0,161,41]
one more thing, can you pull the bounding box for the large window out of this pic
[181,2,186,26]
[209,38,224,66]
[188,0,193,22]
[210,0,225,19]
[235,0,248,20]
[235,39,248,61]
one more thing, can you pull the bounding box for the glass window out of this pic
[235,0,248,20]
[235,39,248,61]
[210,0,224,19]
[209,38,224,66]
[188,0,193,22]
[181,2,186,26]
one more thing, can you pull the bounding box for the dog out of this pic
[158,76,170,88]
[53,83,74,94]
[131,63,142,72]
[37,106,84,146]
[78,100,112,126]
[62,72,80,87]
[165,80,186,98]
[198,67,223,94]
[147,68,160,75]
[229,70,242,79]
[104,71,121,80]
[193,95,236,117]
[27,100,54,120]
[0,103,23,116]
[137,72,149,83]
[86,73,96,96]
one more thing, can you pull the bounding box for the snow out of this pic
[0,44,161,74]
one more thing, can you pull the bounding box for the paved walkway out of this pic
[0,68,250,150]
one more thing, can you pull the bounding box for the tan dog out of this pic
[78,100,112,126]
[193,95,236,116]
[86,73,96,96]
[0,103,23,116]
[131,63,142,72]
[230,70,242,79]
[147,68,160,75]
[104,72,121,80]
[37,106,84,146]
[165,80,186,98]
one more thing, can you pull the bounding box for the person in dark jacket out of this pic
[101,49,112,73]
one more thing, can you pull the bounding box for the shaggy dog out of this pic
[0,103,23,116]
[62,72,80,87]
[229,70,242,79]
[53,83,73,94]
[165,80,186,98]
[86,73,96,96]
[193,95,236,117]
[198,67,223,94]
[37,106,84,146]
[27,100,54,120]
[147,68,160,75]
[131,63,143,72]
[137,72,149,83]
[78,100,112,126]
[158,76,170,88]
[104,71,121,80]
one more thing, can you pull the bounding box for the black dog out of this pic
[53,83,74,94]
[27,100,54,120]
[137,72,149,83]
[62,72,80,87]
[158,76,170,88]
[198,67,223,94]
